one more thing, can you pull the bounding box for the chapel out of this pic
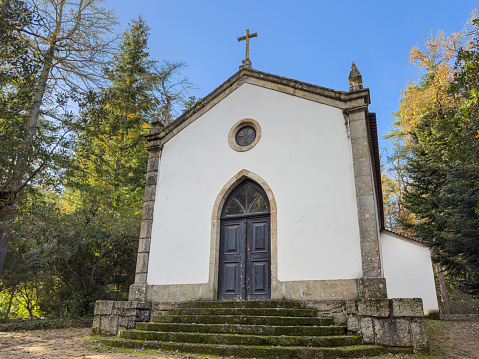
[128,63,438,314]
[94,33,439,353]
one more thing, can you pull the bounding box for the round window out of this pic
[235,126,256,146]
[228,119,261,152]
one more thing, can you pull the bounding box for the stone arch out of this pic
[208,169,280,299]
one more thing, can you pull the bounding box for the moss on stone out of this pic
[153,314,332,326]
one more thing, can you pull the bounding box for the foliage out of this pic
[1,13,193,318]
[0,0,119,279]
[384,12,479,294]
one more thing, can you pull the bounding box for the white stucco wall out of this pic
[147,83,363,285]
[380,231,439,313]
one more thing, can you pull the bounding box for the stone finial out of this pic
[150,109,166,135]
[349,62,363,91]
[151,109,166,128]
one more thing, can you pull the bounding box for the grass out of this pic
[0,317,93,332]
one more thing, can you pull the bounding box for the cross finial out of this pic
[237,29,257,69]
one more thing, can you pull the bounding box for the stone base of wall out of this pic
[345,298,428,354]
[92,300,152,336]
[129,277,388,304]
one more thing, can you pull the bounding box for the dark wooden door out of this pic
[218,215,271,301]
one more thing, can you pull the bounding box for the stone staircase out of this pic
[101,301,385,358]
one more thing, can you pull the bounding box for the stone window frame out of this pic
[228,118,262,152]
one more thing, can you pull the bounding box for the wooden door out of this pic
[218,180,271,301]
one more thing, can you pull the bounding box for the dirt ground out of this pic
[0,321,478,358]
[0,328,175,359]
[428,320,479,359]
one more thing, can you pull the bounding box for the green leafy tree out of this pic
[387,13,479,293]
[0,0,119,278]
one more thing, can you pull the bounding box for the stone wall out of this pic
[92,300,151,336]
[345,298,428,354]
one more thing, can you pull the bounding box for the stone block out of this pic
[282,281,302,300]
[391,298,424,317]
[135,272,147,284]
[99,315,119,336]
[144,184,156,201]
[360,241,380,263]
[113,301,130,310]
[344,299,358,315]
[145,172,157,186]
[358,278,387,298]
[410,319,429,353]
[347,315,360,332]
[351,137,369,159]
[319,280,357,300]
[142,201,155,220]
[353,157,372,177]
[94,300,114,315]
[135,252,149,273]
[354,175,374,197]
[374,318,411,347]
[129,284,148,301]
[305,300,343,314]
[131,301,152,310]
[356,197,377,221]
[348,110,367,122]
[302,281,320,299]
[361,262,383,279]
[138,237,151,253]
[199,282,215,301]
[147,284,201,303]
[135,309,151,322]
[139,220,153,239]
[119,316,130,328]
[153,302,177,311]
[334,312,347,326]
[271,279,282,300]
[92,315,101,332]
[350,118,368,139]
[359,317,374,343]
[147,156,159,172]
[358,298,390,317]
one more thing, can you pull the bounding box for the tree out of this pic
[0,0,119,277]
[386,13,479,293]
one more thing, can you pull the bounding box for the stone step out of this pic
[166,307,318,317]
[101,338,385,359]
[153,314,333,326]
[119,330,362,347]
[136,322,346,336]
[179,300,302,309]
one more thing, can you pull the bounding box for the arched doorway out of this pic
[218,180,271,301]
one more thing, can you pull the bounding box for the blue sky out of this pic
[112,1,477,153]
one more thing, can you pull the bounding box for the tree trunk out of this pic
[434,263,450,315]
[0,192,15,278]
[5,284,16,319]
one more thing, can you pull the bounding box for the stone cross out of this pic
[237,29,257,68]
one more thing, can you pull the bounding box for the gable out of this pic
[147,68,371,148]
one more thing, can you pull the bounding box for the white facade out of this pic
[147,83,363,285]
[381,230,439,313]
[139,70,439,314]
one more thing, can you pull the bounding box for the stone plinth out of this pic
[345,298,428,354]
[92,300,151,336]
